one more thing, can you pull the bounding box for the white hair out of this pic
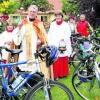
[28,5,38,12]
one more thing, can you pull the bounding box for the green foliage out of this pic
[0,20,7,33]
[61,0,78,15]
[6,2,20,14]
[0,0,3,3]
[96,26,100,37]
[21,0,53,11]
[0,1,20,14]
[21,0,33,10]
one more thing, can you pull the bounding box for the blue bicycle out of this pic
[0,46,74,100]
[0,46,43,100]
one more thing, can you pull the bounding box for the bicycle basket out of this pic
[78,70,94,82]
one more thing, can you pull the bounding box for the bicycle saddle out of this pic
[8,49,22,55]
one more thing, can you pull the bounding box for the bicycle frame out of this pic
[0,60,39,97]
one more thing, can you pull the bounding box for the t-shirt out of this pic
[76,20,89,37]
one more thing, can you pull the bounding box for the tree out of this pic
[62,0,100,26]
[0,0,3,3]
[0,20,6,33]
[76,0,98,27]
[0,0,20,14]
[62,0,78,15]
[21,0,53,11]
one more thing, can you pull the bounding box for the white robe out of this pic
[48,21,72,57]
[0,31,15,60]
[13,22,38,71]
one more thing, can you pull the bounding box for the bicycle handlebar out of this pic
[0,46,22,55]
[75,37,100,47]
[71,33,81,37]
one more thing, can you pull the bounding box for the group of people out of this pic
[0,4,94,80]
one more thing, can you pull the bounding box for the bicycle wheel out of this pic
[72,71,100,100]
[24,80,74,100]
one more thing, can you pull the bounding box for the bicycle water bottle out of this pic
[11,74,25,89]
[12,68,18,78]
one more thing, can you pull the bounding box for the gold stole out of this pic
[22,18,48,60]
[32,22,48,44]
[22,18,48,45]
[25,24,32,60]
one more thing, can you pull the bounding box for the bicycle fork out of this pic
[44,80,52,100]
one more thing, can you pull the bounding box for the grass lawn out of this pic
[0,56,100,100]
[58,65,82,100]
[58,65,100,100]
[57,55,100,100]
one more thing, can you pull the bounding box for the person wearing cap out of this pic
[14,5,49,78]
[68,16,76,35]
[75,14,94,37]
[48,12,72,80]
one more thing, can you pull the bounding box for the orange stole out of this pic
[22,18,47,44]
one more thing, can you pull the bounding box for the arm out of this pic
[0,32,5,46]
[65,38,72,57]
[75,23,78,34]
[12,26,24,46]
[88,22,94,32]
[47,23,55,46]
[65,23,71,38]
[64,23,72,57]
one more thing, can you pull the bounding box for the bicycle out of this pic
[71,36,100,68]
[72,44,100,100]
[0,46,74,100]
[0,46,43,100]
[24,45,74,100]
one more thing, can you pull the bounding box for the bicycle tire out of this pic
[72,73,89,100]
[24,80,74,100]
[72,72,100,100]
[72,53,81,68]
